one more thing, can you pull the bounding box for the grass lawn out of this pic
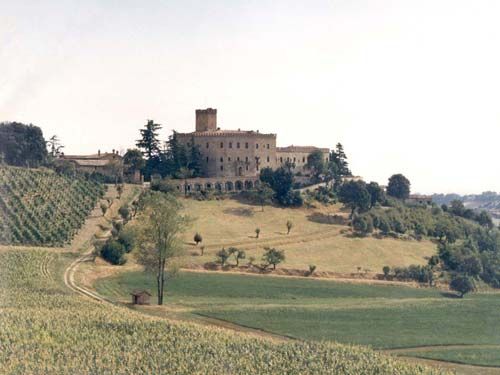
[180,198,436,273]
[95,270,500,366]
[401,347,500,367]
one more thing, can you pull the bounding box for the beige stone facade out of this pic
[176,108,330,187]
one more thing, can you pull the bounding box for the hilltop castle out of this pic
[173,108,329,192]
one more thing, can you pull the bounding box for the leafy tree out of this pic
[259,167,295,206]
[476,210,494,229]
[0,122,48,167]
[338,180,371,217]
[123,148,145,174]
[136,120,162,180]
[227,247,246,266]
[101,240,126,265]
[366,181,385,208]
[306,150,326,183]
[387,174,411,200]
[187,136,203,177]
[136,192,189,305]
[194,232,203,245]
[262,247,285,270]
[307,264,317,276]
[215,248,230,267]
[450,274,475,298]
[255,227,261,238]
[286,220,293,234]
[46,135,64,157]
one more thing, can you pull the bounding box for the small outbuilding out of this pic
[131,290,151,305]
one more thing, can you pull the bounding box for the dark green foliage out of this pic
[262,247,285,270]
[387,174,411,200]
[118,205,130,221]
[123,148,145,174]
[101,239,127,265]
[0,122,48,167]
[136,120,162,179]
[259,167,301,207]
[366,181,385,208]
[215,248,230,266]
[382,266,391,278]
[352,215,374,236]
[450,274,475,297]
[307,264,317,276]
[150,178,179,194]
[392,265,433,284]
[117,228,136,253]
[194,232,202,245]
[338,181,371,216]
[306,149,326,183]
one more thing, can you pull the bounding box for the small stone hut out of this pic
[131,290,151,305]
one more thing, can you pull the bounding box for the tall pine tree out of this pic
[136,120,162,180]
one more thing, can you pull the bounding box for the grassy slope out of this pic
[96,270,500,366]
[180,198,436,273]
[0,249,444,375]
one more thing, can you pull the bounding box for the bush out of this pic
[262,247,285,270]
[117,228,135,253]
[118,206,130,221]
[101,240,127,265]
[352,215,373,236]
[382,266,391,279]
[215,248,230,267]
[194,232,203,245]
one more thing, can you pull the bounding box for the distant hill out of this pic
[432,191,500,223]
[0,166,104,246]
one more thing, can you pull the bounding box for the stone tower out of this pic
[195,108,217,132]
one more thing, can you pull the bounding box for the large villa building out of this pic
[173,108,329,192]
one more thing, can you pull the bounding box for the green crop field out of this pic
[0,248,445,374]
[0,166,104,246]
[96,270,500,368]
[180,198,436,274]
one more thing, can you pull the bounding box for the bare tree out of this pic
[136,192,190,305]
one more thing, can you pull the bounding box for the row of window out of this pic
[279,156,306,163]
[206,156,272,163]
[205,142,271,150]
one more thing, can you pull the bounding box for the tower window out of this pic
[303,157,305,162]
[237,142,240,148]
[267,144,270,149]
[280,157,283,163]
[267,156,270,162]
[229,142,232,148]
[220,165,223,171]
[246,165,249,171]
[220,157,223,162]
[293,157,296,162]
[245,156,248,162]
[256,144,259,149]
[206,157,209,163]
[245,142,249,149]
[237,157,240,161]
[206,142,209,148]
[220,142,223,148]
[228,157,231,162]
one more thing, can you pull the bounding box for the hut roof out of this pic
[130,290,152,296]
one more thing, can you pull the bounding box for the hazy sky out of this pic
[1,0,499,194]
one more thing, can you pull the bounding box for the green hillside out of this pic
[0,166,104,246]
[0,248,447,374]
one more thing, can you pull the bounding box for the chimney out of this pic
[195,108,217,132]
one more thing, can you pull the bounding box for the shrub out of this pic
[255,228,260,238]
[307,264,317,276]
[352,215,373,236]
[101,240,126,265]
[382,266,391,279]
[194,232,203,245]
[117,228,135,253]
[118,206,130,221]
